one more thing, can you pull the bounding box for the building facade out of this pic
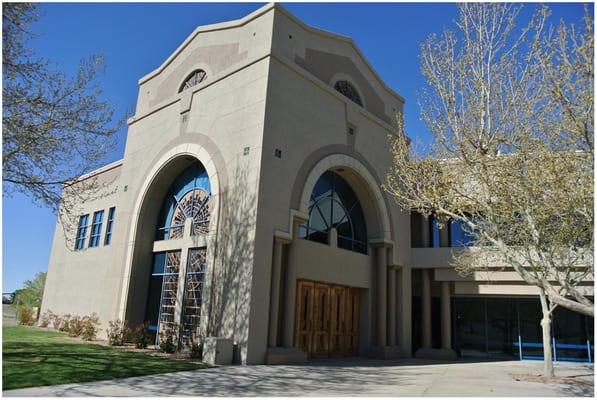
[41,4,594,365]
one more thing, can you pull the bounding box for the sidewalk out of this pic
[4,358,594,397]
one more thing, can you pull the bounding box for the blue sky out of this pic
[2,2,589,292]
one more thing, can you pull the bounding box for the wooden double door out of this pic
[295,280,360,357]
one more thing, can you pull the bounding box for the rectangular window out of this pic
[449,219,475,247]
[430,216,440,248]
[104,207,115,245]
[75,214,89,250]
[88,210,104,248]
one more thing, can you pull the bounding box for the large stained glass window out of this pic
[156,162,212,240]
[145,251,181,344]
[299,171,367,254]
[180,248,207,347]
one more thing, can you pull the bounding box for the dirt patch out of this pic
[511,372,593,386]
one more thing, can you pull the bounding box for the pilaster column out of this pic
[388,266,397,346]
[441,281,451,350]
[376,245,387,347]
[421,268,432,348]
[268,239,285,347]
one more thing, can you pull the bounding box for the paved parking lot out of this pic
[4,358,594,397]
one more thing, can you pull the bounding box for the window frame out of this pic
[88,210,104,248]
[75,214,89,250]
[104,207,116,246]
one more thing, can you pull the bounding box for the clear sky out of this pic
[2,2,589,293]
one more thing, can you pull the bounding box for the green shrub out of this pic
[107,319,129,346]
[158,323,178,354]
[58,314,71,332]
[80,313,100,341]
[38,311,51,327]
[48,310,61,329]
[67,315,84,337]
[190,340,203,359]
[132,322,150,349]
[17,307,35,326]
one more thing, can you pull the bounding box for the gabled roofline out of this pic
[138,3,405,104]
[273,4,405,104]
[138,3,276,85]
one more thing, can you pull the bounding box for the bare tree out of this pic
[385,4,593,377]
[2,3,122,241]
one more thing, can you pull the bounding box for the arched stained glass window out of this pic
[300,171,367,254]
[179,69,207,93]
[334,80,363,106]
[156,162,212,240]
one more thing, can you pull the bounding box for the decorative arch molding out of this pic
[117,142,221,321]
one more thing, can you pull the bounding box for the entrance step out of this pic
[366,346,403,359]
[415,347,458,361]
[266,347,308,365]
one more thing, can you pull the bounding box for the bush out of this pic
[39,311,51,328]
[58,314,71,332]
[107,319,130,346]
[190,340,203,359]
[80,313,100,341]
[67,315,84,337]
[132,322,150,349]
[158,323,179,354]
[48,310,61,329]
[17,307,35,326]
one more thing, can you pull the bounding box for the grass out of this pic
[2,325,208,391]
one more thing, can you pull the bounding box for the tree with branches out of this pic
[3,3,122,240]
[385,3,593,377]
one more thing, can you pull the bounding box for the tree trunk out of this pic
[539,291,555,378]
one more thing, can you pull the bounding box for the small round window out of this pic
[179,69,207,93]
[334,80,363,106]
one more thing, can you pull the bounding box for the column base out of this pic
[265,347,308,365]
[414,347,458,361]
[366,346,403,359]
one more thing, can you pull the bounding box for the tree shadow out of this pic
[205,162,256,363]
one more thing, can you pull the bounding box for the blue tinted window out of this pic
[104,207,115,245]
[301,171,367,254]
[430,216,441,248]
[89,210,104,247]
[75,214,89,250]
[450,219,475,247]
[152,252,167,275]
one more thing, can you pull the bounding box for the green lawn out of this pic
[3,325,207,390]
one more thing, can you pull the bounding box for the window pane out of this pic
[486,298,517,359]
[454,298,486,358]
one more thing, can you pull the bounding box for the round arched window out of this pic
[334,80,363,106]
[300,171,367,254]
[156,162,212,240]
[179,69,207,93]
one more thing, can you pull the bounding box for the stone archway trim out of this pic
[116,142,221,321]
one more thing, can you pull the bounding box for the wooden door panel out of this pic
[312,283,330,357]
[329,286,346,356]
[295,281,314,354]
[295,280,360,358]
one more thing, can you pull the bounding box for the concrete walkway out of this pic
[4,358,594,397]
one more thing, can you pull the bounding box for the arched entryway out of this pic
[119,145,221,349]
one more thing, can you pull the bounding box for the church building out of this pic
[41,3,594,365]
